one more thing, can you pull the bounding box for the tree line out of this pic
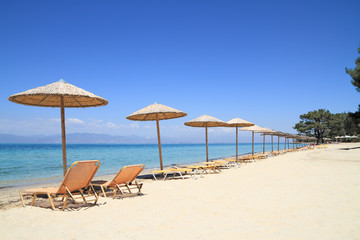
[293,47,360,144]
[293,108,360,143]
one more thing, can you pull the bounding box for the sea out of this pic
[0,143,288,189]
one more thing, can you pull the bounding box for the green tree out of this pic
[328,113,347,138]
[293,109,332,144]
[345,48,360,92]
[347,105,360,134]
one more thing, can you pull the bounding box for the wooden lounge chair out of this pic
[92,164,145,198]
[19,160,101,211]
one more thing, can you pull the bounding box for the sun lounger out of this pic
[186,164,221,174]
[152,169,172,180]
[92,164,145,198]
[317,144,327,149]
[237,155,256,163]
[19,160,101,211]
[253,154,268,160]
[270,151,281,156]
[203,160,228,168]
[223,158,240,165]
[170,167,197,179]
[212,159,236,167]
[152,167,195,180]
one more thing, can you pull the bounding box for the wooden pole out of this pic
[271,135,273,152]
[205,126,208,162]
[287,138,290,149]
[236,126,238,160]
[156,114,163,170]
[252,131,254,156]
[263,134,265,154]
[284,138,287,150]
[278,135,280,151]
[60,97,67,176]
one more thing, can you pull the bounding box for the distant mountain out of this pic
[0,133,200,144]
[65,133,158,144]
[0,134,55,143]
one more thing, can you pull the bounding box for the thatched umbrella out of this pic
[284,133,291,150]
[225,118,254,159]
[126,102,187,170]
[282,132,294,150]
[256,128,275,154]
[268,130,283,152]
[8,79,108,176]
[184,115,227,162]
[274,131,287,151]
[288,134,297,149]
[239,125,266,155]
[259,128,276,153]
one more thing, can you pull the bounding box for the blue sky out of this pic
[1,0,359,143]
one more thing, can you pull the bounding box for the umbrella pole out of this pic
[60,97,67,176]
[284,138,286,150]
[205,126,208,162]
[236,126,238,160]
[288,138,290,149]
[263,134,265,154]
[156,115,163,170]
[252,131,254,156]
[271,135,273,152]
[278,136,280,151]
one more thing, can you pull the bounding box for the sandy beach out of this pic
[0,143,359,240]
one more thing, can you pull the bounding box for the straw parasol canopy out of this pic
[256,127,275,153]
[239,125,267,155]
[226,118,254,128]
[284,133,296,149]
[185,115,227,162]
[184,115,227,127]
[126,103,187,121]
[260,128,277,152]
[9,79,108,108]
[283,132,294,149]
[8,79,108,176]
[274,131,287,151]
[126,102,187,170]
[225,118,254,159]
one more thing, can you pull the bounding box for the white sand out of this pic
[1,143,359,240]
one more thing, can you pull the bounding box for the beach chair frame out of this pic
[152,167,198,180]
[19,160,100,211]
[92,164,145,199]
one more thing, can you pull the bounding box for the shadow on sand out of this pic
[339,147,360,150]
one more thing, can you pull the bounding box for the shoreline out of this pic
[0,149,261,190]
[0,145,332,210]
[1,142,359,239]
[0,142,284,187]
[0,151,259,209]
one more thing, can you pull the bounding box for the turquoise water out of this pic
[0,143,289,188]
